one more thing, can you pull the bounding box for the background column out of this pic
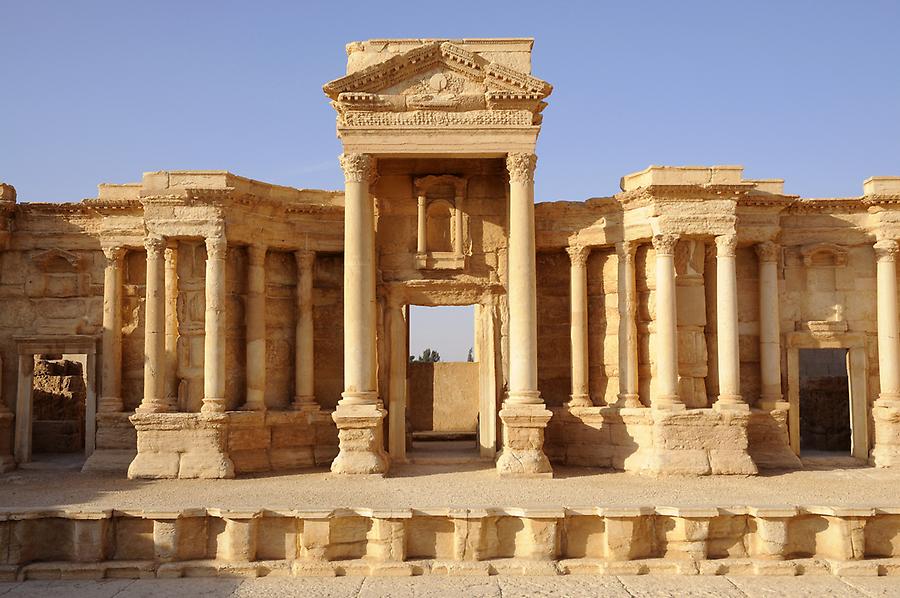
[652,234,683,409]
[715,233,746,411]
[497,152,552,477]
[331,153,388,475]
[99,245,125,413]
[136,235,168,413]
[873,239,900,466]
[567,244,592,407]
[244,243,267,411]
[756,241,783,410]
[617,240,642,407]
[164,243,179,411]
[293,250,317,411]
[386,289,407,461]
[201,235,227,414]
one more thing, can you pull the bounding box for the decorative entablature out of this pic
[323,40,552,131]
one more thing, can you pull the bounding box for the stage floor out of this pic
[2,458,898,511]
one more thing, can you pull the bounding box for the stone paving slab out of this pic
[0,576,898,597]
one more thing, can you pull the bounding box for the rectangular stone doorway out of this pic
[407,305,485,464]
[798,348,852,460]
[27,354,89,469]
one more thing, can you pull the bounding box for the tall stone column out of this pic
[651,234,683,410]
[873,239,900,466]
[99,246,125,413]
[331,153,388,475]
[293,250,317,411]
[201,235,227,414]
[497,152,552,477]
[617,240,642,407]
[164,244,179,410]
[566,244,592,408]
[244,243,267,411]
[136,236,169,413]
[714,234,747,411]
[756,241,783,410]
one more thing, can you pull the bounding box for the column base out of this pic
[871,398,900,467]
[496,404,553,478]
[200,397,227,414]
[128,413,234,479]
[714,395,750,413]
[651,395,686,411]
[567,394,593,408]
[616,393,643,408]
[330,403,389,475]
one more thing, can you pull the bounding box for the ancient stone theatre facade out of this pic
[1,38,899,479]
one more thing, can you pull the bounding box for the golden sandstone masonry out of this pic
[3,39,900,579]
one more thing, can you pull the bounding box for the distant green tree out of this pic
[410,348,441,363]
[467,347,474,362]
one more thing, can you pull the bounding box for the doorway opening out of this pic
[407,305,483,463]
[798,348,851,457]
[29,353,88,469]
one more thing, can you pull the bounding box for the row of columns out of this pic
[102,237,318,416]
[565,233,756,410]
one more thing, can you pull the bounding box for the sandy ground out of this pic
[0,575,897,597]
[2,461,900,511]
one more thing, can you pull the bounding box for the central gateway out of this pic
[323,39,554,476]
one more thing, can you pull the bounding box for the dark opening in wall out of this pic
[798,348,850,454]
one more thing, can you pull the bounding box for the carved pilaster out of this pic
[506,153,537,184]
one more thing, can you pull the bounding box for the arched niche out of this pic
[413,175,467,270]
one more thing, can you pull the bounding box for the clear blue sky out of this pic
[3,1,899,359]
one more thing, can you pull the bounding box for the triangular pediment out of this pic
[323,41,552,101]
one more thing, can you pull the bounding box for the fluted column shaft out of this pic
[715,234,746,410]
[506,153,541,404]
[293,250,317,410]
[202,235,227,414]
[756,241,782,410]
[875,239,900,403]
[137,236,168,413]
[340,153,377,405]
[617,241,641,407]
[567,244,591,407]
[244,243,267,411]
[99,246,125,413]
[652,234,682,409]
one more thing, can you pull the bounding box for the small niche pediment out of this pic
[32,249,83,273]
[800,243,848,268]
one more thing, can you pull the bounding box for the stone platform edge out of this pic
[2,505,900,580]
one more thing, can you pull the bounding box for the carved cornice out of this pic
[715,234,738,257]
[788,197,865,214]
[651,234,678,256]
[506,153,536,184]
[874,239,899,263]
[339,153,374,184]
[566,244,590,267]
[205,235,227,259]
[755,241,780,263]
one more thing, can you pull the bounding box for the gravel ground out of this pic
[2,462,899,511]
[0,576,897,597]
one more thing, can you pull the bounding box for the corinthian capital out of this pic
[651,234,678,256]
[144,235,165,257]
[205,235,227,259]
[339,153,373,183]
[715,233,738,257]
[506,153,537,184]
[875,239,899,263]
[102,245,126,265]
[566,244,590,267]
[755,240,780,263]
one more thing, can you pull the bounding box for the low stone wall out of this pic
[1,506,898,579]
